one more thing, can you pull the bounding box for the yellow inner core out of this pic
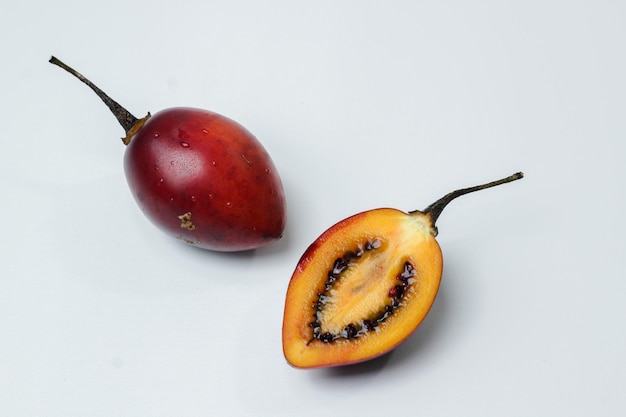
[318,250,401,334]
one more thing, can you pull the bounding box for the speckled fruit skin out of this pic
[123,107,286,251]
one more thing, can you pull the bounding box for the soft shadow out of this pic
[168,237,258,261]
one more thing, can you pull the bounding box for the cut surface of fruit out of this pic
[282,208,442,368]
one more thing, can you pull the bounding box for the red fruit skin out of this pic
[123,107,286,251]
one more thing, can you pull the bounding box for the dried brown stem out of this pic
[49,56,150,145]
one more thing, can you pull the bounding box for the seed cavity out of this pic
[307,238,416,345]
[178,212,196,230]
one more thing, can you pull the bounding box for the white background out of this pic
[2,1,625,416]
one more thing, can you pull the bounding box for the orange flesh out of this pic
[282,208,443,368]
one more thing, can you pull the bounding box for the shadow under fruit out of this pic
[282,172,523,368]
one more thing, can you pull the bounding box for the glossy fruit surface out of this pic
[282,173,523,368]
[124,107,286,251]
[49,56,286,251]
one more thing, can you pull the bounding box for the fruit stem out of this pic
[417,172,524,233]
[48,56,150,145]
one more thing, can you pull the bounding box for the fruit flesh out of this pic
[124,107,286,251]
[282,208,442,368]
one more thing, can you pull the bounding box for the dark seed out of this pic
[345,324,358,338]
[401,262,415,279]
[333,258,349,274]
[319,332,334,343]
[365,239,381,251]
[363,320,375,331]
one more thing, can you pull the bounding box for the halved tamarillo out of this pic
[282,172,523,368]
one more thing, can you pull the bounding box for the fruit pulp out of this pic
[282,208,442,368]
